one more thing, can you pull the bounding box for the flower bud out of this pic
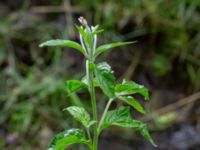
[78,16,87,26]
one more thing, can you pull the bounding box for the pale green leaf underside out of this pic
[119,96,145,114]
[115,81,149,100]
[95,62,116,98]
[95,41,136,57]
[64,106,91,128]
[100,107,156,146]
[39,39,85,55]
[66,80,87,94]
[76,25,91,48]
[82,76,99,87]
[48,129,90,150]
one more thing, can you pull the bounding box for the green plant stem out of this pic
[87,128,92,141]
[86,60,98,150]
[98,98,114,133]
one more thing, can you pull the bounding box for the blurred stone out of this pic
[38,126,53,149]
[170,124,200,150]
[6,133,17,143]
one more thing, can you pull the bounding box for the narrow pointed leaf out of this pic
[100,107,156,146]
[115,81,149,100]
[63,106,90,128]
[48,128,91,150]
[95,41,136,57]
[66,80,87,94]
[92,29,104,35]
[39,39,85,55]
[91,25,99,31]
[139,123,157,147]
[95,62,116,98]
[76,26,91,47]
[119,96,145,114]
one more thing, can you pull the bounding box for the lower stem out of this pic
[87,61,98,150]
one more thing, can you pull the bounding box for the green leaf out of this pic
[39,39,85,55]
[100,107,156,146]
[92,29,104,35]
[119,96,145,114]
[115,80,149,100]
[76,25,91,48]
[66,80,87,94]
[91,25,104,35]
[95,41,136,57]
[48,128,91,150]
[63,106,91,128]
[100,107,131,131]
[95,62,116,98]
[91,25,99,31]
[138,122,157,147]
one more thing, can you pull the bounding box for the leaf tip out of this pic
[151,140,158,147]
[141,110,146,114]
[39,43,44,48]
[62,109,66,111]
[126,41,137,45]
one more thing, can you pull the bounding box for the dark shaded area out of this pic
[0,0,200,150]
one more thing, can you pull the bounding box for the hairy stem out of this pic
[86,60,98,150]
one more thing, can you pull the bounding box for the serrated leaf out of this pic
[94,41,136,57]
[66,80,87,94]
[95,62,116,98]
[48,128,91,150]
[100,107,131,131]
[119,96,145,114]
[39,39,85,55]
[115,81,149,100]
[100,107,156,146]
[63,106,90,128]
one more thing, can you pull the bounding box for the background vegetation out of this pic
[0,0,200,149]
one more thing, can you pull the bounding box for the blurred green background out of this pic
[0,0,200,150]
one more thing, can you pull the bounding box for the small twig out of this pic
[141,92,200,121]
[64,0,75,38]
[124,52,141,80]
[30,6,84,14]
